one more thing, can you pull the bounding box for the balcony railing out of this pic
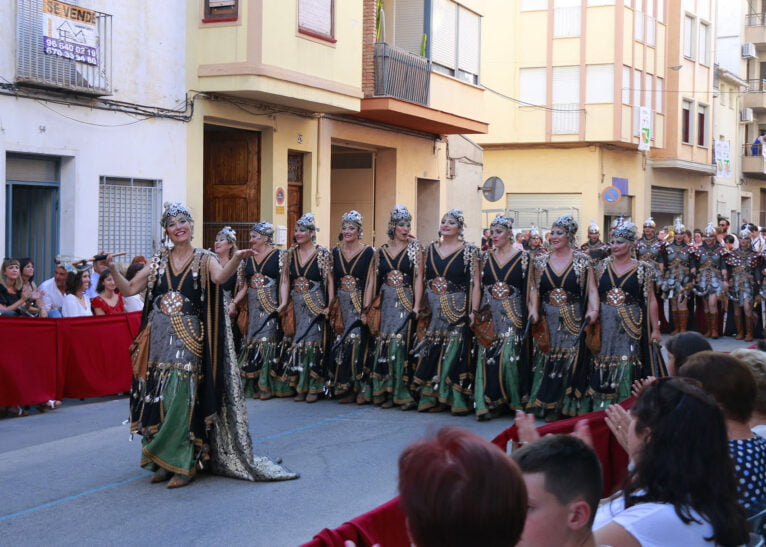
[374,42,430,106]
[744,143,766,157]
[747,79,766,92]
[747,13,766,26]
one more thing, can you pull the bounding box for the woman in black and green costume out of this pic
[108,202,297,488]
[236,222,290,399]
[527,214,598,421]
[330,210,376,404]
[279,213,334,403]
[367,205,422,409]
[471,213,535,420]
[411,209,480,415]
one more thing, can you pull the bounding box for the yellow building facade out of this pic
[185,0,488,250]
[475,0,717,236]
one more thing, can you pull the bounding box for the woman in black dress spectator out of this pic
[18,258,46,317]
[0,258,38,316]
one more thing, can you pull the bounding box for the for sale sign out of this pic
[42,0,99,66]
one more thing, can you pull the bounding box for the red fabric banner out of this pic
[0,312,141,406]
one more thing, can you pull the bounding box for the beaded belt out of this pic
[155,291,198,316]
[386,270,406,288]
[429,277,465,294]
[293,276,311,294]
[545,288,578,307]
[250,273,270,289]
[490,282,517,300]
[340,275,358,292]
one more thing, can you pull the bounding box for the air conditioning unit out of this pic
[743,42,757,59]
[742,108,755,123]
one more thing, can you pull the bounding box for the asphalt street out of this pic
[0,334,756,546]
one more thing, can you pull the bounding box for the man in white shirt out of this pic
[85,256,107,299]
[39,264,68,318]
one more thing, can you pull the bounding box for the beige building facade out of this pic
[476,0,722,237]
[185,0,488,250]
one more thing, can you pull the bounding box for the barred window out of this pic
[204,0,238,21]
[98,177,162,264]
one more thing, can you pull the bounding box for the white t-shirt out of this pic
[62,294,92,317]
[39,277,65,312]
[124,294,144,313]
[594,496,715,546]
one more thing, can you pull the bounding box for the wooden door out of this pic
[203,127,260,248]
[287,152,304,246]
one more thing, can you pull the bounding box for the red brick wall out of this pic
[362,0,376,98]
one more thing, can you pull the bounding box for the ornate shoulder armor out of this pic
[637,260,652,299]
[593,256,612,280]
[317,246,332,280]
[572,251,591,288]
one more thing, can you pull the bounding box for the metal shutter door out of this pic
[505,193,583,229]
[650,187,684,213]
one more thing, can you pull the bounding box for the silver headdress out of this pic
[161,202,194,228]
[490,214,514,231]
[216,226,237,244]
[389,204,412,224]
[643,216,656,228]
[529,224,541,238]
[612,221,638,242]
[610,217,625,230]
[673,216,685,234]
[55,255,91,274]
[588,219,600,234]
[444,209,465,227]
[296,212,319,232]
[552,214,578,240]
[703,221,716,237]
[341,210,363,228]
[251,221,275,238]
[740,227,752,240]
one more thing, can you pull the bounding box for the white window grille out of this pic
[657,0,664,22]
[622,66,631,104]
[683,14,696,59]
[16,0,112,96]
[552,66,580,134]
[431,0,480,84]
[635,6,645,42]
[586,64,614,103]
[699,22,710,65]
[98,177,163,263]
[646,15,656,46]
[554,0,581,38]
[520,67,547,105]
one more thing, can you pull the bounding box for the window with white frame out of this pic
[657,0,664,22]
[646,0,653,17]
[645,72,652,108]
[554,0,581,38]
[683,14,695,59]
[519,67,547,106]
[697,103,708,146]
[521,0,547,10]
[699,22,710,65]
[298,0,334,41]
[586,64,614,103]
[682,99,693,144]
[204,0,238,20]
[552,66,580,134]
[646,16,656,46]
[99,177,163,263]
[622,66,631,104]
[633,68,641,135]
[431,0,481,85]
[656,76,663,113]
[634,0,645,42]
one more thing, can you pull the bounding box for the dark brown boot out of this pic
[677,310,689,333]
[709,312,719,339]
[670,310,679,335]
[746,315,755,342]
[734,310,744,340]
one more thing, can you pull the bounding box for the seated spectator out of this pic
[398,426,527,547]
[679,351,766,516]
[91,268,125,315]
[62,266,93,317]
[512,435,602,547]
[123,262,145,313]
[664,331,712,375]
[0,258,36,316]
[731,348,766,438]
[39,262,68,317]
[596,377,748,546]
[18,258,46,318]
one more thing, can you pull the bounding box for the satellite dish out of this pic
[481,176,505,202]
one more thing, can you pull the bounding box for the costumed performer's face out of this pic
[341,222,360,243]
[440,215,460,238]
[610,237,631,258]
[166,215,192,245]
[294,226,312,245]
[214,235,233,258]
[250,231,270,253]
[394,220,411,242]
[548,227,569,251]
[588,231,599,242]
[643,226,655,238]
[490,225,511,250]
[674,232,685,244]
[703,235,715,246]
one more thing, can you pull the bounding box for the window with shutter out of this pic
[683,14,695,59]
[622,66,631,104]
[586,65,614,104]
[552,66,580,134]
[633,69,641,136]
[394,0,425,56]
[520,67,547,105]
[457,7,480,82]
[554,0,581,38]
[298,0,334,41]
[432,0,457,69]
[430,0,481,84]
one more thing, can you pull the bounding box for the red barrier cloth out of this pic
[0,312,141,406]
[491,398,635,497]
[302,497,409,547]
[0,318,60,406]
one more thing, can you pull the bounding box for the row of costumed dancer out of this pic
[232,207,666,421]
